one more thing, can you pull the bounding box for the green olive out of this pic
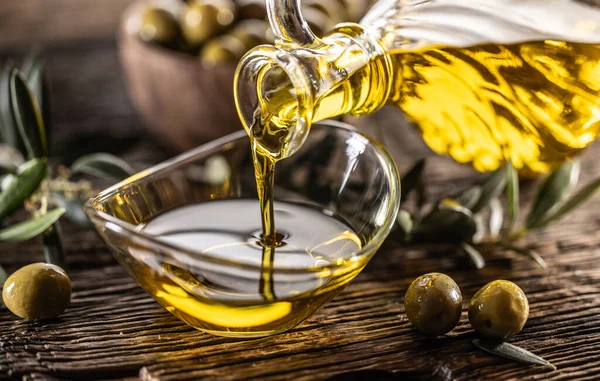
[2,263,71,320]
[236,0,267,20]
[139,7,180,45]
[181,0,237,48]
[229,19,269,49]
[199,35,247,67]
[469,280,529,340]
[404,273,463,336]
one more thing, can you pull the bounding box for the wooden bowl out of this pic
[118,1,242,151]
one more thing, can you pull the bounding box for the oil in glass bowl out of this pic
[133,199,366,337]
[87,121,399,338]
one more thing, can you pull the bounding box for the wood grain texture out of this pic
[1,1,600,380]
[0,0,132,49]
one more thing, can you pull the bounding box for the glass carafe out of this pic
[235,0,600,173]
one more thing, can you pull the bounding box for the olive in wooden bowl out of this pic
[119,1,241,151]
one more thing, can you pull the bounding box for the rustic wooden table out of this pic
[1,1,600,380]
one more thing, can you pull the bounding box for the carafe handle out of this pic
[266,0,317,46]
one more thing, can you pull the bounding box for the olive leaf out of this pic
[506,160,519,233]
[473,339,556,370]
[0,174,11,190]
[453,186,482,211]
[71,153,134,181]
[52,193,92,228]
[20,46,42,80]
[471,165,508,214]
[22,50,51,151]
[461,241,485,269]
[472,213,486,244]
[526,160,580,229]
[0,144,24,174]
[10,69,47,158]
[0,207,65,242]
[506,245,547,269]
[400,159,425,202]
[0,61,24,152]
[0,264,8,286]
[488,197,503,239]
[0,157,47,220]
[43,221,66,269]
[396,210,413,241]
[21,50,43,102]
[412,201,477,243]
[535,176,600,227]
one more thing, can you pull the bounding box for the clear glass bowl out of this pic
[85,120,400,338]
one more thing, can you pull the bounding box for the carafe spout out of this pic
[235,2,392,160]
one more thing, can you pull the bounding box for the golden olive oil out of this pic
[249,40,600,174]
[135,200,365,337]
[250,140,282,303]
[391,41,600,173]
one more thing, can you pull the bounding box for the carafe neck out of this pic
[235,20,392,159]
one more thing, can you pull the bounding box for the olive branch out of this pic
[0,50,136,284]
[397,157,600,269]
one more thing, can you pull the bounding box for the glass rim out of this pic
[84,119,401,274]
